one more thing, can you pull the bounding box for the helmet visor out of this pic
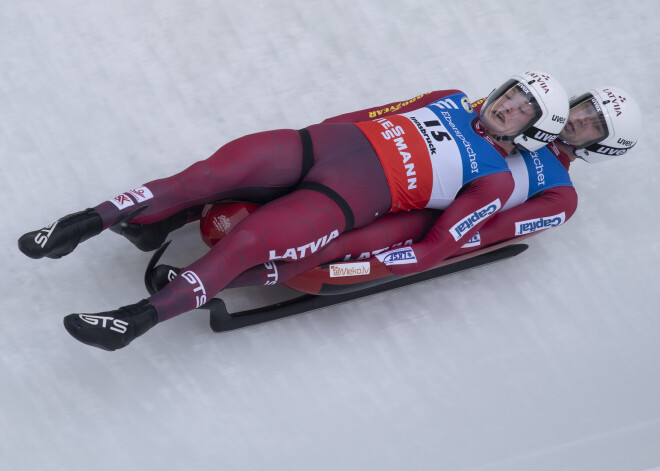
[560,93,609,148]
[481,80,543,137]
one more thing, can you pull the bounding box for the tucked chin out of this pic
[559,131,574,143]
[482,117,502,134]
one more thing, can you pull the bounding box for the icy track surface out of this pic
[3,1,660,470]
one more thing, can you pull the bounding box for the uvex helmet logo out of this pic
[590,145,630,156]
[617,137,634,147]
[78,315,129,334]
[534,130,557,143]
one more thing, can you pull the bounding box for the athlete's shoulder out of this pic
[471,97,488,114]
[434,89,464,97]
[365,90,464,119]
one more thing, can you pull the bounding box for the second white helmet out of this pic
[559,86,641,163]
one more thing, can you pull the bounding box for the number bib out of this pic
[355,92,509,212]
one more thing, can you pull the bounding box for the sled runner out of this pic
[144,238,529,333]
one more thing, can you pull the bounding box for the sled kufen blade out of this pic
[208,243,529,332]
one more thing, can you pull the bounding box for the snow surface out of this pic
[3,1,660,470]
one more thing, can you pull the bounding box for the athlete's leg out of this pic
[19,129,307,258]
[63,123,393,349]
[226,209,440,288]
[149,123,393,320]
[95,129,307,227]
[63,188,353,350]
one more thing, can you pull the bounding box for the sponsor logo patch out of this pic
[181,270,207,308]
[78,314,129,334]
[367,93,431,119]
[263,261,278,286]
[515,212,566,235]
[110,193,135,210]
[128,186,154,203]
[450,199,501,241]
[376,247,417,266]
[34,220,59,248]
[461,96,473,113]
[212,215,232,234]
[269,230,340,261]
[329,262,371,278]
[461,232,481,248]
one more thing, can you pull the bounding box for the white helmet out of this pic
[559,86,641,163]
[480,70,569,152]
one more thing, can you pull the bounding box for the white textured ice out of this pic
[2,1,660,470]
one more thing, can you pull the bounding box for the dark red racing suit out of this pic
[95,91,515,321]
[226,99,579,291]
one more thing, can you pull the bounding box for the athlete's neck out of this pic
[555,141,578,162]
[493,139,516,155]
[473,117,516,156]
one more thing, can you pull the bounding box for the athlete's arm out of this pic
[321,90,461,124]
[378,171,515,276]
[453,185,578,256]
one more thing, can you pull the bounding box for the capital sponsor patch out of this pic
[515,212,566,235]
[450,199,501,241]
[329,261,371,278]
[128,186,153,203]
[375,247,417,266]
[109,193,135,210]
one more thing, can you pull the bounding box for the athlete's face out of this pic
[559,100,607,148]
[482,85,538,136]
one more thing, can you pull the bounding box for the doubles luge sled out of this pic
[144,238,529,333]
